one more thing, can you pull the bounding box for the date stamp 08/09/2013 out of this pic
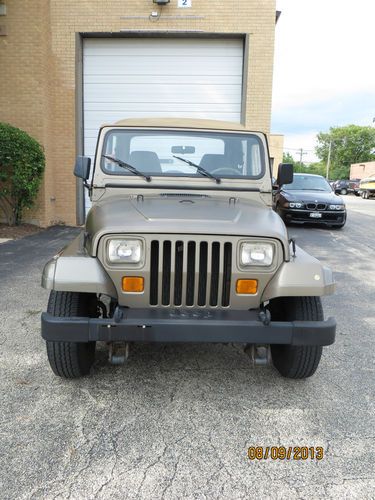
[247,446,324,461]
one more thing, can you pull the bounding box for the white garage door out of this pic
[83,37,244,210]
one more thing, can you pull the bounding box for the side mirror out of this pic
[277,163,293,187]
[74,156,91,180]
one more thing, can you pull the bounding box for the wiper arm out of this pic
[173,155,221,184]
[102,155,151,182]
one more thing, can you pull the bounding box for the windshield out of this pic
[284,175,332,192]
[101,129,265,180]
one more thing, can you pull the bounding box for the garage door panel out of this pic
[84,84,241,103]
[83,138,99,157]
[84,56,242,76]
[84,38,243,57]
[84,102,242,112]
[84,74,242,85]
[85,110,243,131]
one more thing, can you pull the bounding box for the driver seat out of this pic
[129,151,162,173]
[199,154,230,172]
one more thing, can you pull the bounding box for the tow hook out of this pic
[245,344,272,366]
[108,342,130,365]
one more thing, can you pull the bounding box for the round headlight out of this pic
[240,242,274,267]
[108,239,143,263]
[329,204,344,210]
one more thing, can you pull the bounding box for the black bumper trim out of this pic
[41,309,336,346]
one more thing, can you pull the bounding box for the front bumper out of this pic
[41,308,336,346]
[280,207,346,225]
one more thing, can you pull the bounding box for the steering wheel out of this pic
[210,167,240,175]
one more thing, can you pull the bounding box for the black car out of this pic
[274,173,346,228]
[333,179,360,195]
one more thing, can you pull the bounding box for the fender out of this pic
[262,245,335,301]
[41,234,117,298]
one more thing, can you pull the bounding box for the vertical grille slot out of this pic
[174,241,184,305]
[162,241,171,305]
[209,242,220,306]
[222,243,232,307]
[150,241,159,305]
[198,242,208,306]
[186,242,196,306]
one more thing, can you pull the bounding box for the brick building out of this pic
[350,161,375,180]
[0,0,282,226]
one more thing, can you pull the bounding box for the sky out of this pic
[271,0,375,163]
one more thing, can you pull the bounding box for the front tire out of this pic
[270,297,324,379]
[46,291,97,378]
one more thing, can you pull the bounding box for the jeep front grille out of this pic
[149,239,232,307]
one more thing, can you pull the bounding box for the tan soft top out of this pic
[108,117,250,132]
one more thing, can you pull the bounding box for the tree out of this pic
[315,125,375,180]
[282,152,295,164]
[282,152,305,173]
[282,152,325,175]
[0,123,45,225]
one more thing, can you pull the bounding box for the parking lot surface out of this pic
[0,197,374,499]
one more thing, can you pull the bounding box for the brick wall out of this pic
[0,0,277,226]
[350,162,375,180]
[268,134,284,177]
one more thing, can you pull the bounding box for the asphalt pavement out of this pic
[0,197,374,499]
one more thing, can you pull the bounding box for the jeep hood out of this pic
[86,195,290,256]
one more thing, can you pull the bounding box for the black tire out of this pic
[270,297,323,379]
[46,291,97,378]
[340,188,347,195]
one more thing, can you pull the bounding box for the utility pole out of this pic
[326,140,332,180]
[298,148,307,166]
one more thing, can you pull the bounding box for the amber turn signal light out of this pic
[122,276,144,293]
[236,279,258,294]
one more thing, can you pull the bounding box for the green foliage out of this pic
[304,162,326,177]
[282,152,326,176]
[0,123,45,225]
[282,152,305,172]
[282,152,295,164]
[315,125,375,180]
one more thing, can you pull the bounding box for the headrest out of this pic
[129,151,162,173]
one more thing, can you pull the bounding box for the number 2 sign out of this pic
[178,0,192,7]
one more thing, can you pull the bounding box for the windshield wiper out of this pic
[173,155,221,184]
[102,155,151,182]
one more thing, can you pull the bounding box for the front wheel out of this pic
[46,291,97,378]
[270,297,324,379]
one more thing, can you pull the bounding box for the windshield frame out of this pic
[97,127,267,182]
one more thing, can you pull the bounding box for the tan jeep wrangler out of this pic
[41,119,336,379]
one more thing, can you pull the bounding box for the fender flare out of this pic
[41,235,117,298]
[262,245,335,301]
